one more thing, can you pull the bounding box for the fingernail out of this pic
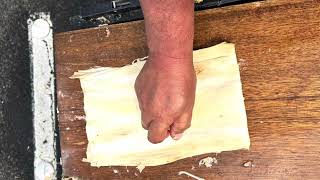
[173,133,183,140]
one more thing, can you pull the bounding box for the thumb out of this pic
[170,112,192,140]
[147,120,170,144]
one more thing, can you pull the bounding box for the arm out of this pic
[135,0,196,144]
[140,0,194,59]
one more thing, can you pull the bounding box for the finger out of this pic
[170,112,192,140]
[148,120,171,144]
[141,111,152,130]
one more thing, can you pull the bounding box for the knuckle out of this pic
[183,123,191,130]
[141,122,148,130]
[170,98,187,115]
[168,93,195,118]
[141,114,152,129]
[175,96,187,109]
[185,123,191,130]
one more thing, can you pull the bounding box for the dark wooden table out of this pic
[55,0,320,179]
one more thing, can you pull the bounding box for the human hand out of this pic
[134,54,196,144]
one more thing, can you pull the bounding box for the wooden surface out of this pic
[55,0,320,179]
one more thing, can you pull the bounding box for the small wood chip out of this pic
[136,164,145,173]
[199,157,218,168]
[243,160,254,167]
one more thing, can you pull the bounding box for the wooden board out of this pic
[54,0,320,179]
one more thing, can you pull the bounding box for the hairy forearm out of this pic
[140,0,194,61]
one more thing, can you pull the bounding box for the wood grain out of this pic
[55,0,320,179]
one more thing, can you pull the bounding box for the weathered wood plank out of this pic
[55,0,320,179]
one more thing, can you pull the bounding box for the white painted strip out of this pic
[28,13,57,180]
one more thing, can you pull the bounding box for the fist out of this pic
[134,54,196,144]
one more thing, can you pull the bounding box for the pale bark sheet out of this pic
[71,43,250,167]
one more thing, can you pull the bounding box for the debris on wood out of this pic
[243,160,254,167]
[136,164,145,173]
[96,16,109,24]
[74,115,86,121]
[132,56,148,64]
[58,90,65,98]
[238,58,248,72]
[73,141,86,145]
[98,24,110,37]
[113,169,119,173]
[82,158,89,163]
[178,171,205,180]
[199,157,218,168]
[254,2,261,7]
[62,176,79,180]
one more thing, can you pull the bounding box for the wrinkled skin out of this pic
[135,54,196,144]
